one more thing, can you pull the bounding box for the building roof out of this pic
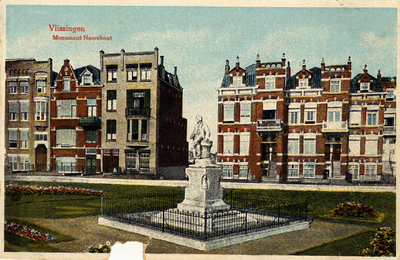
[73,65,101,85]
[350,73,383,93]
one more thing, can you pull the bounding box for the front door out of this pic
[86,154,97,174]
[35,144,47,171]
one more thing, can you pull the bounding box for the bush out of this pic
[88,242,111,253]
[331,202,377,218]
[362,227,395,256]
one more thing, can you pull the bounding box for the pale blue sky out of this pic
[6,6,397,151]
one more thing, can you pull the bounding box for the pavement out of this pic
[5,172,396,192]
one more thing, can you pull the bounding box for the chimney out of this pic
[302,59,306,71]
[160,56,164,67]
[256,53,261,68]
[174,66,177,75]
[321,57,325,71]
[363,64,368,74]
[64,59,70,66]
[287,61,291,84]
[281,53,286,67]
[236,55,240,70]
[377,70,381,80]
[347,56,352,71]
[225,60,230,74]
[99,50,104,71]
[120,49,125,71]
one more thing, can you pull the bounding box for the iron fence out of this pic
[101,190,310,241]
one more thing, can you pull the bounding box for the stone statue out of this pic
[190,115,212,159]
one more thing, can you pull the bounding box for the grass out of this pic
[294,228,377,256]
[4,181,396,255]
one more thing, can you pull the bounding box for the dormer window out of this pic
[83,74,92,85]
[63,77,71,91]
[360,82,369,92]
[299,78,308,88]
[64,67,68,75]
[330,79,341,92]
[233,73,242,87]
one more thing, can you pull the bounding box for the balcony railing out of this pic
[125,108,151,117]
[322,121,348,132]
[383,125,396,135]
[80,117,101,127]
[257,119,282,132]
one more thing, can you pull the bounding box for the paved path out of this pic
[8,216,372,256]
[6,174,396,192]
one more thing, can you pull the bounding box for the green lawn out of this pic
[4,181,396,255]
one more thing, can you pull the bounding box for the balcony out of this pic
[383,125,396,136]
[126,140,149,147]
[79,117,101,128]
[257,119,282,132]
[322,121,348,132]
[125,108,151,117]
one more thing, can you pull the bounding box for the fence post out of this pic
[204,210,207,240]
[101,194,104,216]
[162,209,165,232]
[305,202,308,220]
[245,211,248,234]
[278,205,280,226]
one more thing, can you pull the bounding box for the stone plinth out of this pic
[177,164,230,213]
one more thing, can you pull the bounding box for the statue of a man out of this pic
[190,115,211,159]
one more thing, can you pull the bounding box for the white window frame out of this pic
[365,136,378,155]
[288,163,299,178]
[304,109,316,124]
[239,164,249,179]
[367,111,379,126]
[35,101,47,121]
[365,164,377,179]
[20,81,30,94]
[107,68,117,82]
[303,136,316,155]
[289,110,299,124]
[8,101,18,121]
[222,164,234,179]
[350,106,361,125]
[288,134,299,155]
[239,133,250,155]
[20,130,29,149]
[140,66,151,81]
[265,76,276,90]
[348,163,359,180]
[20,101,29,121]
[328,108,342,123]
[37,80,46,93]
[9,81,17,94]
[224,103,235,122]
[9,155,18,171]
[299,78,308,88]
[20,156,30,171]
[63,77,71,91]
[87,99,97,117]
[107,90,117,111]
[303,162,315,178]
[57,99,77,118]
[127,66,138,81]
[56,129,77,147]
[348,136,361,155]
[233,74,242,87]
[9,129,18,149]
[223,134,234,155]
[330,79,341,92]
[360,82,369,91]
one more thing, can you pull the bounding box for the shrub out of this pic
[331,202,377,218]
[88,241,112,253]
[362,227,395,256]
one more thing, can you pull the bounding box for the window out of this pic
[305,109,316,124]
[239,165,248,179]
[365,164,377,179]
[141,120,148,141]
[288,136,299,154]
[63,77,70,91]
[20,130,29,149]
[84,74,91,85]
[367,111,378,125]
[106,120,117,141]
[57,100,77,118]
[365,137,378,155]
[328,110,341,123]
[139,153,150,171]
[87,99,97,117]
[289,110,299,124]
[223,165,234,178]
[240,133,250,155]
[384,117,395,127]
[348,136,361,155]
[126,152,136,170]
[140,64,151,81]
[107,66,117,82]
[350,106,361,125]
[20,156,30,171]
[20,102,29,121]
[127,65,138,81]
[35,133,47,141]
[299,78,308,88]
[360,82,369,92]
[56,129,77,147]
[35,101,47,121]
[265,76,276,90]
[9,156,18,171]
[224,135,234,155]
[9,81,17,94]
[107,90,117,111]
[37,80,46,93]
[9,130,18,148]
[304,137,316,155]
[86,129,98,143]
[56,157,77,172]
[224,103,234,122]
[127,119,139,141]
[330,79,341,92]
[20,81,29,94]
[240,103,251,123]
[9,102,18,121]
[304,162,315,178]
[386,90,394,100]
[233,74,242,87]
[348,164,359,180]
[288,163,299,178]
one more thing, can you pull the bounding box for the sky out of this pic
[6,5,397,152]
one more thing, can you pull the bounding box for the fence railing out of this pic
[101,191,310,241]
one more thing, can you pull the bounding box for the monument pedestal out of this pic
[177,164,230,213]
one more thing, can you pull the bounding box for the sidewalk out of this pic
[5,172,396,192]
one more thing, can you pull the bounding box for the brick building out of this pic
[218,55,396,182]
[100,48,188,177]
[5,59,54,172]
[50,60,102,174]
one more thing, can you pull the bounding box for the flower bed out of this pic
[362,227,396,256]
[330,202,377,218]
[5,221,57,241]
[5,183,103,196]
[88,241,112,253]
